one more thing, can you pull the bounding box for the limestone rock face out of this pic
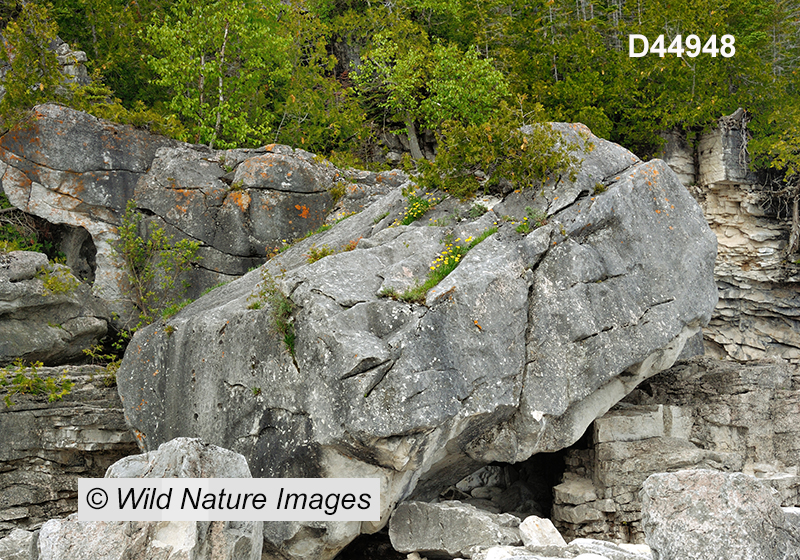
[0,251,107,364]
[552,357,800,544]
[657,111,800,364]
[0,365,137,538]
[0,105,388,319]
[0,104,177,311]
[641,469,800,560]
[116,123,718,559]
[37,438,262,560]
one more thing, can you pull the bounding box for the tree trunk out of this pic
[405,116,424,160]
[790,196,800,255]
[210,19,230,150]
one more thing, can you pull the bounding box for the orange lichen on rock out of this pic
[229,191,252,212]
[295,204,310,218]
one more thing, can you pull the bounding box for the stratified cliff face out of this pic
[660,112,800,363]
[116,123,717,560]
[0,365,137,539]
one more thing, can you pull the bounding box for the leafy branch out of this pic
[116,201,201,328]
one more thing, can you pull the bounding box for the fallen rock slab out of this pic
[471,538,652,560]
[389,501,522,558]
[37,438,262,560]
[641,469,800,560]
[519,516,566,547]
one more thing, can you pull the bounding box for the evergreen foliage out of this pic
[0,0,798,199]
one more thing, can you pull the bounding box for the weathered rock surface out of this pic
[389,501,522,558]
[641,469,800,560]
[0,251,107,364]
[0,364,136,538]
[116,122,717,559]
[0,104,403,320]
[552,356,800,543]
[38,437,262,560]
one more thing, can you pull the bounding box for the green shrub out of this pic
[382,227,497,304]
[37,265,80,295]
[83,330,130,387]
[418,101,579,200]
[116,201,201,329]
[306,244,336,264]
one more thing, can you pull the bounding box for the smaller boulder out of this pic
[0,528,38,560]
[37,438,262,560]
[0,252,107,365]
[519,516,566,547]
[641,469,800,560]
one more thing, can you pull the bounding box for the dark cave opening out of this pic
[334,427,595,560]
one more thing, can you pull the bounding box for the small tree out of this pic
[356,30,509,159]
[419,100,579,200]
[145,0,291,148]
[0,2,61,124]
[116,202,201,328]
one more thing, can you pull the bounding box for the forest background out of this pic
[1,0,799,191]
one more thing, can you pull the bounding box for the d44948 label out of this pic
[629,34,735,58]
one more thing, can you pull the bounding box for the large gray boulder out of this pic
[641,469,800,560]
[37,437,262,560]
[116,122,718,559]
[0,251,107,364]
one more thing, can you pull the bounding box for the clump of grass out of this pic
[593,182,607,195]
[516,206,548,234]
[468,204,488,219]
[382,227,498,304]
[306,244,336,264]
[247,271,296,356]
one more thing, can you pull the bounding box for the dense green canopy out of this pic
[1,0,799,179]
